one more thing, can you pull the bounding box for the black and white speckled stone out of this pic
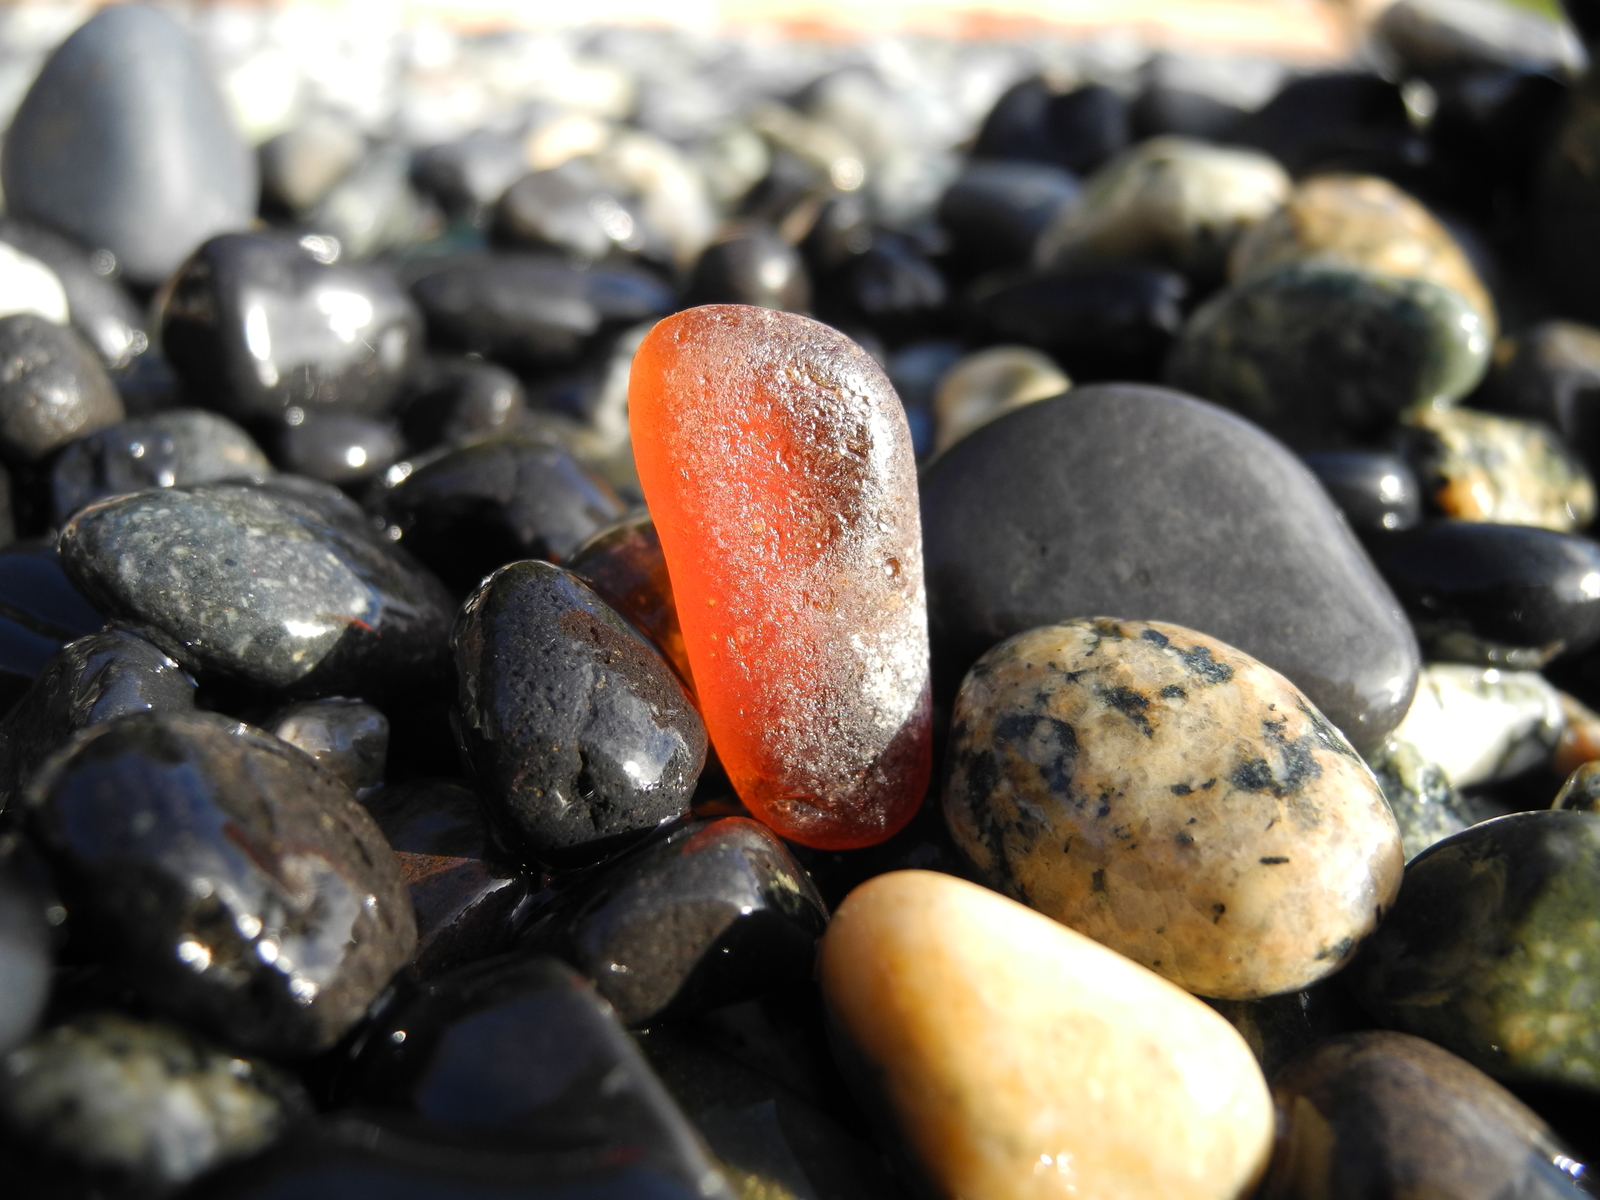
[942,616,1403,999]
[58,481,454,696]
[452,560,705,868]
[0,864,48,1055]
[50,409,272,526]
[266,697,388,795]
[24,710,416,1056]
[520,817,827,1026]
[1366,735,1473,861]
[1387,663,1565,789]
[919,384,1420,754]
[0,314,124,464]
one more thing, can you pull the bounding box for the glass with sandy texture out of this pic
[629,305,931,849]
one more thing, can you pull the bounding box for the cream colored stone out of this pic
[943,617,1403,999]
[932,346,1069,455]
[819,870,1273,1200]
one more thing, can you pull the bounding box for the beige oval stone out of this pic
[819,870,1273,1200]
[1229,173,1497,337]
[943,617,1403,999]
[933,346,1069,455]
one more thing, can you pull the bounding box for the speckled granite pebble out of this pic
[1367,735,1473,861]
[943,616,1403,999]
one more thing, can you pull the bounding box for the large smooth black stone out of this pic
[0,5,256,287]
[520,817,827,1026]
[1302,450,1424,535]
[0,314,123,464]
[161,233,422,425]
[919,384,1419,753]
[24,709,416,1056]
[452,560,704,868]
[1044,84,1132,175]
[937,161,1080,277]
[0,217,147,369]
[58,481,454,696]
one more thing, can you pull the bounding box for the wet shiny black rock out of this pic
[966,265,1187,381]
[380,435,625,593]
[1369,522,1600,664]
[1481,320,1600,475]
[276,410,403,486]
[1231,71,1417,177]
[0,314,124,464]
[0,862,49,1054]
[685,225,810,312]
[25,709,416,1056]
[1302,450,1424,534]
[412,132,530,222]
[161,233,422,425]
[0,5,256,288]
[267,696,388,795]
[1131,81,1247,141]
[397,357,528,452]
[494,164,656,263]
[936,161,1080,277]
[919,384,1420,753]
[0,628,194,808]
[520,817,826,1027]
[408,254,673,369]
[361,779,528,978]
[0,217,148,369]
[58,481,454,696]
[1261,1031,1592,1200]
[49,409,272,526]
[0,540,105,713]
[338,955,734,1197]
[452,560,705,868]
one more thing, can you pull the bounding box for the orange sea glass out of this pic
[629,305,931,850]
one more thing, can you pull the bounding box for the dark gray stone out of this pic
[397,356,528,452]
[58,481,454,696]
[0,217,148,369]
[267,696,388,795]
[919,384,1420,754]
[413,131,532,219]
[0,314,124,463]
[494,162,654,263]
[452,560,705,868]
[685,226,810,312]
[0,4,256,287]
[0,541,105,712]
[276,411,403,486]
[258,113,365,215]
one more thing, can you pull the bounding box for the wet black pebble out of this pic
[1231,70,1415,177]
[24,709,416,1056]
[266,696,388,795]
[0,314,123,464]
[1302,450,1424,534]
[972,78,1129,174]
[520,817,826,1027]
[685,225,810,312]
[0,217,147,369]
[452,560,705,868]
[411,131,530,223]
[397,356,527,451]
[937,161,1080,277]
[494,163,658,263]
[0,541,105,712]
[817,232,947,343]
[275,410,403,486]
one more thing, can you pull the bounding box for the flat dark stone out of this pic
[58,481,454,696]
[919,384,1419,753]
[1301,450,1423,534]
[267,696,389,795]
[24,709,416,1056]
[0,4,256,287]
[520,817,827,1026]
[452,560,704,868]
[0,314,123,464]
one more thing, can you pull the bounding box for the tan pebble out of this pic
[819,870,1273,1200]
[932,346,1069,455]
[943,616,1403,999]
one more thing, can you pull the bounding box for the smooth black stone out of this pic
[816,232,947,343]
[0,314,123,464]
[58,481,454,696]
[50,409,272,525]
[1369,522,1600,662]
[684,226,810,312]
[1231,71,1418,177]
[519,817,826,1027]
[412,133,530,222]
[361,779,528,978]
[965,266,1187,381]
[972,76,1061,163]
[452,560,704,869]
[0,861,49,1054]
[0,217,148,369]
[1044,84,1132,176]
[258,113,365,216]
[1302,450,1424,534]
[305,145,436,263]
[1429,70,1569,213]
[1480,321,1600,475]
[0,628,194,809]
[0,541,105,713]
[797,191,875,276]
[276,411,403,486]
[919,385,1420,753]
[936,161,1080,277]
[379,436,625,593]
[267,696,388,795]
[0,5,256,287]
[110,346,187,418]
[161,233,422,424]
[397,357,528,452]
[338,955,733,1197]
[494,164,658,264]
[1131,83,1247,141]
[408,255,673,369]
[25,709,416,1056]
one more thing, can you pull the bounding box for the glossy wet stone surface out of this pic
[0,5,256,287]
[1481,321,1600,476]
[1369,522,1600,667]
[0,864,48,1056]
[1399,406,1596,532]
[920,385,1419,754]
[1368,734,1474,861]
[567,512,692,688]
[1390,664,1564,788]
[820,871,1273,1200]
[49,409,272,526]
[1301,449,1423,533]
[1355,811,1600,1092]
[276,411,403,486]
[1166,263,1491,450]
[931,346,1068,455]
[520,817,827,1027]
[340,955,734,1197]
[360,779,528,978]
[0,314,123,464]
[452,560,704,868]
[267,696,388,795]
[0,541,106,710]
[1262,1031,1590,1200]
[397,357,528,452]
[0,1011,307,1189]
[379,435,626,594]
[59,481,455,696]
[161,233,422,424]
[24,710,415,1056]
[944,617,1402,999]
